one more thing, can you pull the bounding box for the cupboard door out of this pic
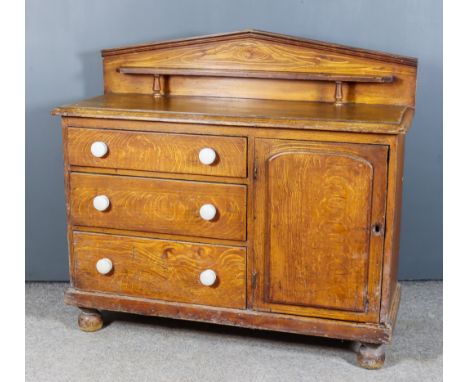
[253,139,388,323]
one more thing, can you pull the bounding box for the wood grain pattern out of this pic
[101,32,417,106]
[120,66,394,103]
[53,30,416,359]
[53,94,412,134]
[61,117,403,327]
[63,116,400,145]
[73,232,246,309]
[71,225,247,248]
[266,150,371,310]
[67,127,247,178]
[69,165,249,185]
[69,173,247,241]
[254,139,388,323]
[380,134,406,323]
[118,66,395,82]
[102,30,417,66]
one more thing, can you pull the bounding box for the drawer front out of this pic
[72,232,246,309]
[70,173,247,241]
[67,127,247,178]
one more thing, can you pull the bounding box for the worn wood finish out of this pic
[53,31,417,369]
[69,165,249,185]
[254,139,387,322]
[387,282,402,333]
[65,288,392,344]
[72,225,247,248]
[69,172,247,241]
[63,116,401,145]
[78,308,104,332]
[66,280,403,344]
[380,135,406,322]
[357,343,386,369]
[67,127,247,178]
[73,232,246,309]
[53,94,412,134]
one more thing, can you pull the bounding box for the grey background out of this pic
[26,0,442,281]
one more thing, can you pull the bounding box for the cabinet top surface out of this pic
[53,94,412,134]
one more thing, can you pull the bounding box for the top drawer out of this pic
[66,128,247,178]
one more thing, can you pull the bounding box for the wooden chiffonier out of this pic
[52,30,417,369]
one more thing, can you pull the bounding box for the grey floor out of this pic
[26,281,442,382]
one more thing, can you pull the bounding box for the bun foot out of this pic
[78,308,103,332]
[356,342,385,369]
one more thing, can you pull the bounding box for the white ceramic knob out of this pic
[199,203,217,221]
[90,141,108,158]
[96,258,113,275]
[198,147,217,165]
[93,195,110,212]
[199,269,217,286]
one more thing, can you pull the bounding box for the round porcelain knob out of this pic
[199,203,217,221]
[90,141,108,158]
[198,148,217,165]
[199,269,217,286]
[93,195,110,212]
[96,258,113,275]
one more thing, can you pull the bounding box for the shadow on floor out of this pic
[101,309,358,364]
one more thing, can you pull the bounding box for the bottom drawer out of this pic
[72,232,246,309]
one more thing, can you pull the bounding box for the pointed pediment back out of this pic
[102,30,417,106]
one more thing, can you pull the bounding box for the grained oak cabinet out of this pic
[53,30,417,369]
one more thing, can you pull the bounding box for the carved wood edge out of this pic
[50,108,411,135]
[64,288,392,343]
[398,107,415,134]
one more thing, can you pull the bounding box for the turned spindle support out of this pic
[153,75,166,97]
[334,81,343,106]
[117,66,395,101]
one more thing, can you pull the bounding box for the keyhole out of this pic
[372,223,383,236]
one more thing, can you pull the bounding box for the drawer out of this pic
[72,232,246,309]
[70,173,247,241]
[67,127,247,178]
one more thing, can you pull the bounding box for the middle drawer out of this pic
[69,173,247,241]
